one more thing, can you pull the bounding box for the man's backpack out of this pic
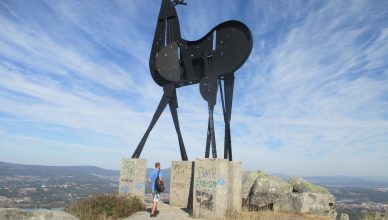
[155,170,165,193]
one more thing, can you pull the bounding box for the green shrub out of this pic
[65,194,145,220]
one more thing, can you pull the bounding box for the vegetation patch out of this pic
[65,194,145,220]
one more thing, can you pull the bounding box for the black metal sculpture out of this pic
[131,0,253,161]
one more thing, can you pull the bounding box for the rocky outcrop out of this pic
[242,171,337,218]
[288,176,329,194]
[0,208,78,220]
[291,192,336,216]
[289,176,336,217]
[242,171,293,211]
[241,171,260,201]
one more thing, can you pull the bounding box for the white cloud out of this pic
[229,0,388,176]
[0,0,387,176]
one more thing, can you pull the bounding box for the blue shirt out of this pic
[149,169,163,190]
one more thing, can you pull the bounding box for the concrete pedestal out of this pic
[193,158,229,218]
[192,158,242,218]
[119,158,146,199]
[228,161,242,213]
[169,161,194,208]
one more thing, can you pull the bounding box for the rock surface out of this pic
[241,170,260,201]
[289,176,329,194]
[244,171,293,211]
[292,192,335,216]
[0,208,77,220]
[242,171,337,218]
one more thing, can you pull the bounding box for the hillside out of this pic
[0,161,171,208]
[0,161,119,179]
[1,161,388,219]
[0,161,120,208]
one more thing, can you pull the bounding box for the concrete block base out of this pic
[119,158,146,199]
[169,161,194,208]
[193,158,242,218]
[228,161,242,213]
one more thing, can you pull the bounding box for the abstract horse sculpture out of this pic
[131,0,253,161]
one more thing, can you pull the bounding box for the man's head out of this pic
[155,162,160,169]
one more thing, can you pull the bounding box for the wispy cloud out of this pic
[0,0,387,176]
[229,0,388,176]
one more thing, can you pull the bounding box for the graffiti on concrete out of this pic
[170,162,193,204]
[121,160,135,182]
[171,162,192,190]
[196,190,214,211]
[197,167,216,180]
[172,163,190,179]
[197,179,217,188]
[120,186,129,194]
[136,183,144,190]
[217,178,225,186]
[195,166,218,211]
[172,182,190,188]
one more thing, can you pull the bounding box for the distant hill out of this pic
[2,161,388,219]
[303,175,388,188]
[271,172,388,188]
[2,161,387,188]
[0,161,120,208]
[0,161,119,180]
[0,161,172,208]
[0,161,171,192]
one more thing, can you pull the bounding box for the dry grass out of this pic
[65,194,145,220]
[221,210,333,220]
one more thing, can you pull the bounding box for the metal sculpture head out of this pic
[132,0,253,161]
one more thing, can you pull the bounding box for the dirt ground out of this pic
[125,202,332,220]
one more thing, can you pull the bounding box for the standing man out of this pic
[149,162,163,217]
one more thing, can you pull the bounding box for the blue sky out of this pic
[0,0,387,176]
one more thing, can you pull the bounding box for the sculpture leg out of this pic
[224,74,234,161]
[225,122,231,160]
[219,79,228,159]
[131,85,173,158]
[208,104,217,158]
[205,118,211,158]
[169,89,188,161]
[200,56,218,158]
[220,74,234,161]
